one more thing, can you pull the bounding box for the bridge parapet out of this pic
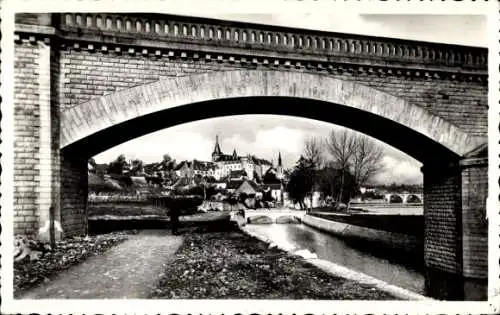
[15,13,487,78]
[243,209,306,220]
[383,193,424,204]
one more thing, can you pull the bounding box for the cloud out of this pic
[373,156,422,185]
[220,126,308,166]
[94,129,213,164]
[184,12,485,47]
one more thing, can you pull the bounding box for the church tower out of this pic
[212,135,222,162]
[276,152,284,179]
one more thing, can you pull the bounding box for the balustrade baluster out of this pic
[86,15,93,27]
[106,16,113,29]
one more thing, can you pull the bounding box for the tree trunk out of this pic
[309,190,313,212]
[338,170,345,205]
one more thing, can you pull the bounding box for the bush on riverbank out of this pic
[14,231,135,297]
[149,229,395,299]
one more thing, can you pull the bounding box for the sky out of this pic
[93,13,487,185]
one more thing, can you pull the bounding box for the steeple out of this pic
[232,148,238,159]
[276,152,284,180]
[212,135,222,161]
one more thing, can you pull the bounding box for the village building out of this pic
[211,135,283,181]
[229,180,263,199]
[262,183,284,203]
[213,181,227,190]
[228,169,248,181]
[172,135,284,182]
[173,159,217,179]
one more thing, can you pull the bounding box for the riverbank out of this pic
[149,227,396,299]
[302,213,423,268]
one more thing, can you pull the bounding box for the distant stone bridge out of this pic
[243,209,306,224]
[11,12,488,300]
[383,193,424,204]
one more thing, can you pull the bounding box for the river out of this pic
[244,223,425,295]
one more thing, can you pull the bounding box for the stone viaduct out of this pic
[12,13,488,300]
[383,193,423,204]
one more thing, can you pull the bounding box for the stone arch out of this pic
[247,215,274,225]
[389,194,403,203]
[406,194,422,203]
[275,215,301,224]
[61,70,483,161]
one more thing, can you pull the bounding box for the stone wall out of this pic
[13,36,64,237]
[423,164,462,275]
[460,158,488,279]
[421,157,488,291]
[58,48,488,137]
[60,153,88,236]
[301,214,420,254]
[13,39,43,236]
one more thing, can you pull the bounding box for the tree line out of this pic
[285,129,384,210]
[91,154,178,179]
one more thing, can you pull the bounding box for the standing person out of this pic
[169,204,181,235]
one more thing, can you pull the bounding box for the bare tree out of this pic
[325,129,384,205]
[304,137,323,169]
[352,135,384,189]
[325,130,356,204]
[303,137,323,211]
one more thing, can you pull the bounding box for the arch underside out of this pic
[61,70,485,163]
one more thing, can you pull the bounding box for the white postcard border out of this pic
[1,0,499,314]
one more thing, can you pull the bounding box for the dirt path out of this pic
[20,230,183,299]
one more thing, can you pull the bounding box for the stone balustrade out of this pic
[15,13,488,73]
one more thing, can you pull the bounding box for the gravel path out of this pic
[20,230,183,299]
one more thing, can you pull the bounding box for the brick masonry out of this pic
[14,40,43,236]
[14,38,64,237]
[58,48,488,138]
[60,70,482,161]
[60,153,88,236]
[460,159,488,279]
[423,164,463,275]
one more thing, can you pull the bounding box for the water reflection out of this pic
[245,223,425,294]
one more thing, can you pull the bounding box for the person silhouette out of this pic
[169,204,181,235]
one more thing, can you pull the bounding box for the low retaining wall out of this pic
[302,214,421,255]
[88,195,151,203]
[89,213,234,234]
[349,203,423,208]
